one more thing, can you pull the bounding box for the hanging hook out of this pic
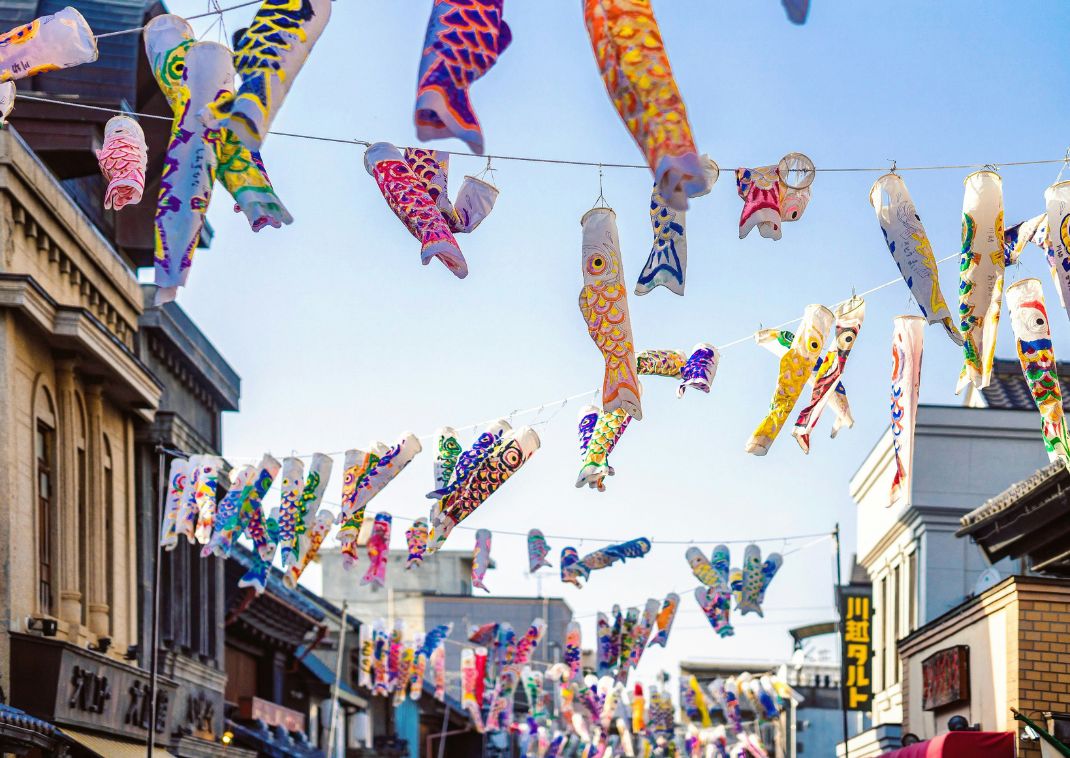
[888,159,897,175]
[477,156,497,186]
[592,163,608,209]
[1057,147,1070,184]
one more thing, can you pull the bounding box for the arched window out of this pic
[74,394,87,628]
[34,383,56,616]
[102,435,113,633]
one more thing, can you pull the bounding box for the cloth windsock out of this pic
[870,173,963,345]
[956,170,1005,393]
[414,0,511,155]
[596,613,614,678]
[403,147,499,233]
[792,297,865,453]
[148,37,232,304]
[237,506,281,594]
[361,512,393,588]
[746,304,834,455]
[431,426,463,495]
[576,406,630,491]
[202,0,331,151]
[677,343,720,398]
[737,544,766,616]
[1044,181,1070,323]
[223,456,281,559]
[462,648,486,731]
[756,552,783,609]
[97,116,147,211]
[636,349,686,378]
[527,528,552,572]
[580,207,642,419]
[0,81,14,125]
[635,155,719,297]
[429,419,510,501]
[1006,278,1070,465]
[650,592,680,647]
[431,645,447,701]
[191,455,223,545]
[736,166,783,240]
[758,327,853,438]
[290,452,332,561]
[686,547,721,588]
[365,141,467,278]
[200,465,252,557]
[273,456,305,568]
[890,316,925,507]
[160,458,190,550]
[1004,214,1048,266]
[430,426,540,551]
[696,586,733,638]
[406,518,430,569]
[583,0,703,210]
[174,455,204,543]
[565,621,583,681]
[284,508,335,588]
[627,598,659,670]
[0,7,97,82]
[472,528,492,592]
[357,622,374,689]
[144,15,291,236]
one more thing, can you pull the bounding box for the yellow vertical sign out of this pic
[839,587,872,710]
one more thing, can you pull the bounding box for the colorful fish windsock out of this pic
[145,15,291,237]
[596,613,614,678]
[576,405,630,491]
[678,343,720,398]
[635,156,719,296]
[404,149,499,233]
[1006,278,1070,465]
[431,645,447,701]
[580,207,642,419]
[237,506,281,594]
[414,0,511,154]
[746,304,834,455]
[890,315,925,506]
[650,593,679,648]
[528,528,552,572]
[289,452,332,564]
[362,512,393,588]
[146,32,232,304]
[284,508,334,588]
[201,464,250,557]
[365,141,468,278]
[468,621,498,645]
[96,116,147,211]
[472,528,492,592]
[957,170,1005,394]
[202,0,331,152]
[274,456,305,568]
[357,623,374,690]
[758,327,853,440]
[160,458,189,550]
[636,349,686,378]
[736,166,782,240]
[191,455,223,545]
[565,621,582,682]
[627,598,659,671]
[0,7,97,82]
[1044,181,1070,323]
[429,426,540,551]
[583,0,703,210]
[431,426,463,495]
[737,544,770,616]
[405,518,430,569]
[870,173,962,346]
[793,297,865,453]
[338,433,422,567]
[430,419,509,501]
[0,81,14,125]
[696,586,733,638]
[1004,214,1049,267]
[561,538,651,588]
[175,455,206,543]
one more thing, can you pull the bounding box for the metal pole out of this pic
[436,700,451,758]
[147,446,168,758]
[834,524,849,758]
[326,600,350,756]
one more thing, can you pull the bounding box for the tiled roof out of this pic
[958,460,1067,530]
[227,544,327,623]
[979,359,1070,411]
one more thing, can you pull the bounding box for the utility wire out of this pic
[92,0,262,38]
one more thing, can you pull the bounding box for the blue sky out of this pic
[167,0,1070,681]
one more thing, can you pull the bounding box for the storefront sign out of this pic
[239,696,305,733]
[922,645,970,710]
[10,634,177,745]
[838,584,873,710]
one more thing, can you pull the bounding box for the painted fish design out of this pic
[472,528,492,592]
[576,405,630,491]
[97,115,147,210]
[527,528,552,572]
[405,517,430,569]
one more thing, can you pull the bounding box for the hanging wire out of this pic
[92,0,262,39]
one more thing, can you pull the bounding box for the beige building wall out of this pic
[0,128,160,692]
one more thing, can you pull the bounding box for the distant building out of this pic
[841,361,1059,757]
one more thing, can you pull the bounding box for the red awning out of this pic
[879,732,1014,758]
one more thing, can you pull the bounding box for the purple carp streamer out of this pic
[956,170,1005,393]
[870,173,963,346]
[575,405,630,491]
[0,7,97,82]
[792,298,865,453]
[890,316,925,506]
[1006,278,1070,465]
[414,0,511,154]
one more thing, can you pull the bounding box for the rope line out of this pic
[12,94,1070,174]
[92,0,262,38]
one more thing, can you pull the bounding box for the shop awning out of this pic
[64,728,172,757]
[879,732,1014,758]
